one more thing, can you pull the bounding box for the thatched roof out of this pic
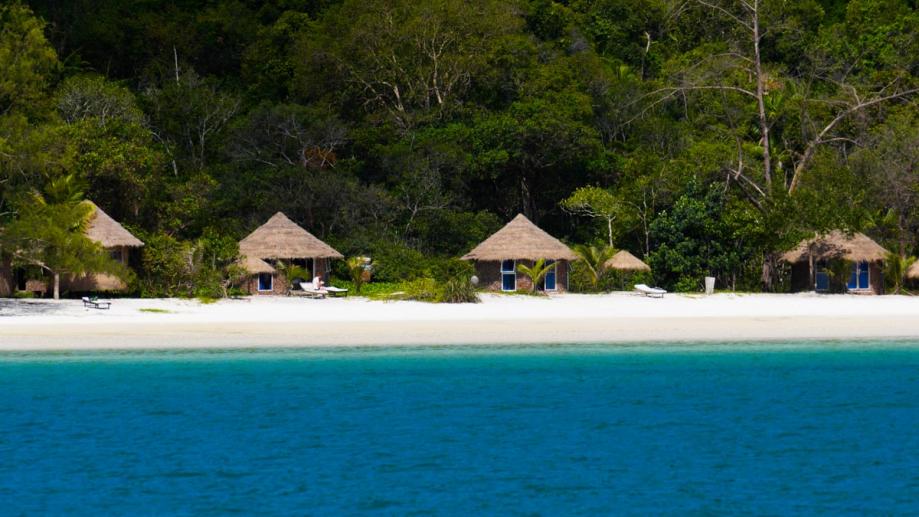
[239,256,276,275]
[605,250,651,271]
[239,212,343,260]
[84,201,144,248]
[461,214,578,261]
[907,259,919,280]
[781,231,889,263]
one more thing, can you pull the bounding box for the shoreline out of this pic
[3,293,919,350]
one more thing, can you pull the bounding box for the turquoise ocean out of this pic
[2,342,919,514]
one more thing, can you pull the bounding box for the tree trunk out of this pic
[761,252,778,292]
[53,273,60,300]
[751,0,772,188]
[607,218,614,248]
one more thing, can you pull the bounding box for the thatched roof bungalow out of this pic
[238,212,343,295]
[605,250,651,272]
[84,201,145,248]
[239,256,276,275]
[461,214,577,292]
[781,230,889,294]
[3,201,143,296]
[59,201,144,294]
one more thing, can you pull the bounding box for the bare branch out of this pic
[789,88,919,192]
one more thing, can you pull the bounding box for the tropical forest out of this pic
[1,0,918,297]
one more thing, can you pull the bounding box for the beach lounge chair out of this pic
[297,281,328,299]
[325,286,349,297]
[634,284,667,298]
[82,296,112,310]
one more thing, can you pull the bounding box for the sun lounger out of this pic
[297,282,328,299]
[325,286,349,297]
[634,284,667,298]
[82,296,112,310]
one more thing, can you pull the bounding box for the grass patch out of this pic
[333,280,403,299]
[139,308,172,314]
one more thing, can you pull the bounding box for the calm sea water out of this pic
[2,342,919,515]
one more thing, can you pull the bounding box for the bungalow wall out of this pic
[869,262,884,294]
[788,260,884,295]
[65,246,138,293]
[473,260,569,293]
[243,257,331,296]
[242,271,288,296]
[15,246,139,297]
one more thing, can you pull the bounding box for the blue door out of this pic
[816,270,829,291]
[258,273,273,291]
[848,261,870,290]
[501,260,516,291]
[543,260,556,290]
[859,262,870,289]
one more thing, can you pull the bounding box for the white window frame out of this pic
[257,272,273,292]
[501,259,516,292]
[848,261,871,291]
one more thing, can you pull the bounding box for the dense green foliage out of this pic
[2,0,919,295]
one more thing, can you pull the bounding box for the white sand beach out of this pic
[3,292,919,350]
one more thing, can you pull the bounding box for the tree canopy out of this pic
[2,0,919,294]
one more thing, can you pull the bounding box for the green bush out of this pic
[369,240,476,285]
[12,290,35,299]
[345,257,366,294]
[426,257,474,283]
[569,262,654,293]
[139,231,240,298]
[607,270,652,291]
[569,261,600,293]
[439,277,480,303]
[139,232,193,297]
[369,241,427,282]
[402,278,439,301]
[333,280,402,299]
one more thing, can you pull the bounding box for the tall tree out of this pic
[636,0,919,287]
[0,2,58,118]
[2,175,125,299]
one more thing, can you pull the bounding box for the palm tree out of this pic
[2,175,119,299]
[346,256,366,294]
[572,244,616,290]
[885,252,916,294]
[517,258,553,294]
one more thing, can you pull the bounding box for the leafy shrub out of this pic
[569,261,601,293]
[369,241,427,282]
[333,280,402,299]
[647,181,752,292]
[607,270,652,291]
[402,278,439,301]
[12,290,35,299]
[139,231,241,298]
[439,277,480,303]
[346,256,367,294]
[139,232,193,297]
[277,262,310,287]
[570,261,654,293]
[369,240,475,284]
[426,257,474,283]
